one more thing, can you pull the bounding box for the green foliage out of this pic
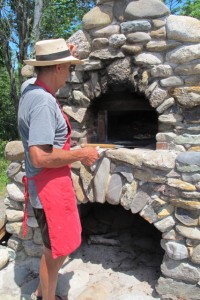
[0,0,36,114]
[0,140,7,158]
[0,0,35,60]
[163,0,200,18]
[0,45,3,66]
[0,159,9,197]
[41,0,95,39]
[181,0,200,19]
[0,0,96,145]
[0,140,9,197]
[0,67,18,140]
[163,0,183,14]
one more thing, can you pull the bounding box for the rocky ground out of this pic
[0,206,163,300]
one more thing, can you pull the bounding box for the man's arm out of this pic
[29,145,99,169]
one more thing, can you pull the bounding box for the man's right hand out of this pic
[29,144,99,169]
[80,147,100,166]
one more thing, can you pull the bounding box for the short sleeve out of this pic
[28,104,56,147]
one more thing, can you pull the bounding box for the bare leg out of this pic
[33,282,42,298]
[34,246,67,300]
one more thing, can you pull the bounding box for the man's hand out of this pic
[29,144,99,169]
[80,146,99,166]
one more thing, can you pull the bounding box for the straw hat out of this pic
[24,38,82,66]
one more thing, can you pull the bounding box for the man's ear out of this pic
[56,64,61,71]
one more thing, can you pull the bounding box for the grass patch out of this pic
[0,159,9,198]
[0,141,9,198]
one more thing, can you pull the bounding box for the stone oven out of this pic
[3,0,200,300]
[61,0,200,154]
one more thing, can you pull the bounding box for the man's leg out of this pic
[34,246,67,300]
[40,246,67,300]
[32,208,67,299]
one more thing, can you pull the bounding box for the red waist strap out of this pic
[22,176,29,238]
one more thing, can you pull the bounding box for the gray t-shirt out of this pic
[21,78,36,94]
[18,83,68,208]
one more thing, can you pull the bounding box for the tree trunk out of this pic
[2,40,19,114]
[31,0,43,54]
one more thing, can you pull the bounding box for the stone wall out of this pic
[2,1,200,299]
[56,0,200,151]
[3,141,200,300]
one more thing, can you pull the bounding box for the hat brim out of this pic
[24,55,83,66]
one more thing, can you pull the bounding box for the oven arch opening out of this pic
[88,91,158,149]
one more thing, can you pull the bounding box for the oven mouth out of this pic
[97,110,158,149]
[89,91,158,149]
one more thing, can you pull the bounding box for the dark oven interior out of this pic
[89,91,158,149]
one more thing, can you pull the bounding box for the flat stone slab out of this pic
[125,0,169,19]
[166,15,200,43]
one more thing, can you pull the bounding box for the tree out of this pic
[30,0,46,54]
[0,0,94,139]
[0,0,95,113]
[0,45,3,66]
[181,0,200,19]
[0,0,35,113]
[0,0,46,139]
[40,0,95,39]
[163,0,183,14]
[163,0,200,18]
[0,66,18,140]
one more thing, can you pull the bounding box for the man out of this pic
[18,39,99,300]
